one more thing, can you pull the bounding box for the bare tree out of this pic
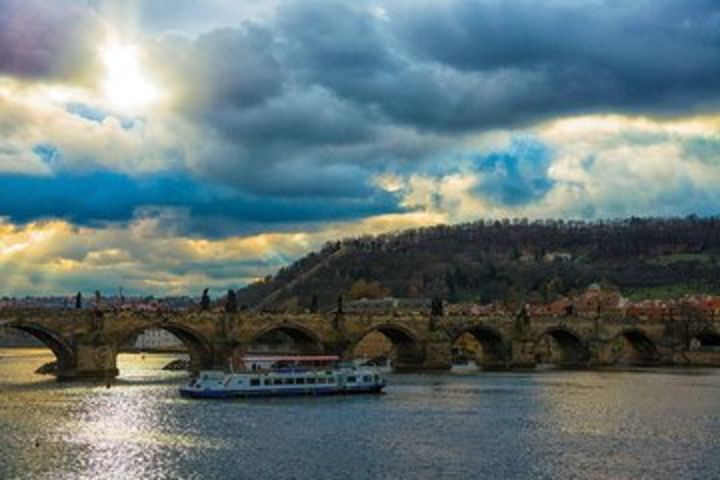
[225,289,237,313]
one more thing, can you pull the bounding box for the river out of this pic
[1,348,719,479]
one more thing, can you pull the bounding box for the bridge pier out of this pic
[58,344,119,381]
[508,340,538,369]
[209,340,235,371]
[393,330,452,372]
[418,331,453,371]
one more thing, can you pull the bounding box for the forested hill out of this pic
[236,217,720,312]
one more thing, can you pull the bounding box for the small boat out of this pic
[179,356,386,399]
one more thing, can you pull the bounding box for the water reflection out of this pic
[3,350,720,479]
[531,369,720,479]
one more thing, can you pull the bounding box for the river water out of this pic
[1,348,720,479]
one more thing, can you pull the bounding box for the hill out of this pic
[235,217,720,312]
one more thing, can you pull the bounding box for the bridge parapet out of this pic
[3,307,720,379]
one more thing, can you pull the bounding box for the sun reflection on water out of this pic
[4,352,720,479]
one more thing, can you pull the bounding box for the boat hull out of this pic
[179,384,384,399]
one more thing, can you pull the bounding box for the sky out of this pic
[1,0,720,296]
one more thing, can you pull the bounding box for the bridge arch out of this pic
[451,324,508,369]
[534,326,590,367]
[611,328,658,365]
[349,323,424,371]
[115,321,215,372]
[248,322,324,354]
[1,321,75,374]
[692,330,720,350]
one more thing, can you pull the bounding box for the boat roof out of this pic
[242,354,339,361]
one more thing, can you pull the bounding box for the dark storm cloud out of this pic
[150,19,398,202]
[278,1,397,77]
[205,86,377,148]
[169,0,720,184]
[0,0,98,80]
[176,27,283,111]
[270,0,720,131]
[5,0,720,236]
[142,0,720,232]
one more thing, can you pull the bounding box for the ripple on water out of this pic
[3,351,720,479]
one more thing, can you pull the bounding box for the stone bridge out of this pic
[2,308,720,380]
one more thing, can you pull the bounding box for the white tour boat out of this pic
[179,355,385,399]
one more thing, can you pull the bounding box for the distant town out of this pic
[3,282,719,318]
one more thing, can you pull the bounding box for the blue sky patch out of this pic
[0,170,404,236]
[472,137,555,206]
[32,144,61,169]
[65,103,136,129]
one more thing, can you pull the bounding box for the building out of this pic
[133,329,185,351]
[343,297,431,314]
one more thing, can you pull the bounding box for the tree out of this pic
[225,289,237,313]
[347,279,390,300]
[431,296,444,316]
[200,288,211,311]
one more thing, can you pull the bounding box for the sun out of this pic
[100,43,159,110]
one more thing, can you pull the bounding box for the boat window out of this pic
[327,377,336,384]
[296,378,305,385]
[317,378,326,384]
[363,375,372,382]
[347,376,356,383]
[374,375,380,382]
[250,378,260,387]
[307,377,316,384]
[284,378,295,385]
[264,379,272,386]
[273,378,283,385]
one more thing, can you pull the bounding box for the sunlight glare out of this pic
[101,43,159,110]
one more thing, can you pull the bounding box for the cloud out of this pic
[0,169,405,236]
[0,0,100,81]
[173,26,283,112]
[0,219,289,295]
[388,114,720,222]
[390,0,720,119]
[2,0,720,295]
[259,0,720,132]
[0,210,445,296]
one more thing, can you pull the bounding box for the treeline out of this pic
[235,216,720,312]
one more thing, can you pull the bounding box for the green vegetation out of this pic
[236,217,720,312]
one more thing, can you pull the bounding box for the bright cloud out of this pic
[1,0,720,294]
